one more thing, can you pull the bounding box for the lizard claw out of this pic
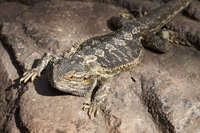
[20,69,41,83]
[83,101,99,119]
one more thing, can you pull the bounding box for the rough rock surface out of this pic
[0,0,200,133]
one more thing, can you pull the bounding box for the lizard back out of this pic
[72,32,144,76]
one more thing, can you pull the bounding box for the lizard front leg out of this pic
[20,52,62,83]
[83,80,110,119]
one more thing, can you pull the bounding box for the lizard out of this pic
[20,0,193,119]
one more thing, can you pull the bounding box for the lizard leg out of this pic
[109,10,148,30]
[141,30,172,53]
[159,29,192,47]
[83,81,110,119]
[142,28,191,53]
[20,53,62,83]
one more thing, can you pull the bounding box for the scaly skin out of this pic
[20,0,193,119]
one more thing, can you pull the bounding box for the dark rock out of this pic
[185,0,200,21]
[0,2,28,133]
[0,41,19,133]
[0,0,46,5]
[96,0,161,12]
[0,2,28,22]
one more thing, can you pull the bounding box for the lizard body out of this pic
[20,0,193,118]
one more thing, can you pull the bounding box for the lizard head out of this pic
[50,59,97,96]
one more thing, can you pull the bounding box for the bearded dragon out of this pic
[20,0,192,119]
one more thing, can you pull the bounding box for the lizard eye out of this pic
[83,77,90,83]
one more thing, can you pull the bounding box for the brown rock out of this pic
[185,0,200,22]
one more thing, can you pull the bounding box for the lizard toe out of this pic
[83,102,99,119]
[20,69,41,83]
